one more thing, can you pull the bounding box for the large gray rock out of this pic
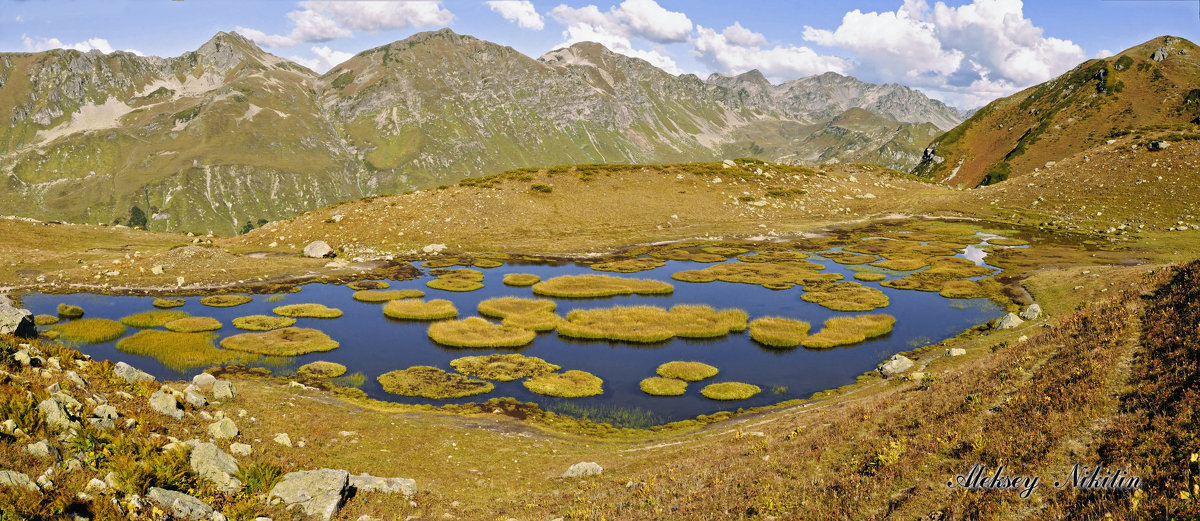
[190,442,242,493]
[0,470,38,491]
[270,469,350,521]
[995,313,1025,330]
[349,473,417,495]
[149,391,183,419]
[213,380,236,400]
[878,355,915,378]
[24,440,61,462]
[1019,303,1042,321]
[0,302,36,338]
[147,487,214,520]
[113,362,154,384]
[303,240,334,258]
[37,397,78,430]
[562,462,603,478]
[207,418,238,439]
[1152,48,1168,62]
[192,372,217,387]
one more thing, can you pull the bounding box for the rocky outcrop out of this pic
[1019,303,1042,321]
[147,487,214,520]
[303,240,335,258]
[270,468,351,521]
[878,355,914,377]
[995,313,1025,330]
[113,362,154,384]
[349,473,417,495]
[149,390,183,419]
[190,442,242,493]
[0,302,36,338]
[562,462,603,478]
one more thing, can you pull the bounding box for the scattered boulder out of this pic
[192,373,217,387]
[185,389,208,408]
[270,468,351,521]
[0,302,36,338]
[207,418,238,440]
[995,313,1025,330]
[213,380,236,400]
[229,443,252,456]
[421,243,447,254]
[1152,48,1168,62]
[149,391,184,419]
[303,241,335,258]
[147,487,214,520]
[24,440,61,462]
[0,470,38,491]
[945,348,967,357]
[64,370,87,389]
[562,462,603,478]
[1148,140,1170,151]
[37,397,79,430]
[274,432,292,447]
[878,355,914,378]
[190,442,242,493]
[1019,303,1042,321]
[349,473,417,495]
[113,362,154,384]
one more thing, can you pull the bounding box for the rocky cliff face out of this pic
[0,29,961,234]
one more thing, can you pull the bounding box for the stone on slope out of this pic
[37,397,79,430]
[147,487,214,520]
[303,241,335,258]
[24,440,61,462]
[349,473,417,495]
[878,355,914,378]
[192,372,217,387]
[207,418,238,439]
[1019,303,1042,321]
[995,313,1024,330]
[562,462,603,478]
[0,470,38,491]
[0,302,36,338]
[113,362,154,384]
[149,391,184,419]
[190,442,242,494]
[213,380,236,400]
[270,468,351,521]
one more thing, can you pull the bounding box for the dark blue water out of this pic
[21,245,1008,424]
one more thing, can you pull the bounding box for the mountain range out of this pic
[0,29,962,233]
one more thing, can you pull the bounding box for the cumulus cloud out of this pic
[802,0,1085,108]
[550,0,691,73]
[1095,49,1113,59]
[237,0,452,48]
[693,25,848,81]
[22,34,142,55]
[487,1,544,31]
[291,45,354,72]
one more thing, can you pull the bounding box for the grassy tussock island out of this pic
[351,289,426,302]
[640,377,688,396]
[800,282,890,311]
[115,330,246,371]
[748,317,813,348]
[531,274,673,298]
[656,361,719,381]
[449,353,561,381]
[273,303,343,319]
[819,251,879,265]
[56,303,84,318]
[872,253,931,271]
[382,298,458,320]
[882,257,994,293]
[853,272,887,282]
[231,315,297,331]
[427,317,537,348]
[802,314,896,349]
[151,297,185,308]
[650,249,727,263]
[477,297,561,331]
[523,370,604,398]
[589,257,666,273]
[199,295,253,307]
[737,251,809,263]
[556,305,747,343]
[163,316,222,333]
[376,366,494,399]
[987,237,1028,246]
[220,327,340,356]
[938,277,1005,299]
[33,314,59,325]
[119,310,190,328]
[347,280,390,290]
[296,360,347,378]
[426,268,485,292]
[502,273,540,286]
[672,261,841,290]
[700,382,762,400]
[51,318,125,344]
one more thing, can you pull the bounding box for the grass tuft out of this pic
[590,257,666,273]
[347,280,390,290]
[801,282,890,311]
[152,298,185,309]
[120,310,189,328]
[640,377,687,396]
[273,303,343,319]
[503,273,541,286]
[377,366,494,399]
[700,382,761,400]
[352,289,426,302]
[449,354,560,381]
[853,272,887,282]
[116,330,246,371]
[51,318,125,344]
[748,317,812,348]
[557,305,746,343]
[220,327,340,356]
[231,315,296,331]
[199,295,253,307]
[428,317,537,348]
[673,261,840,288]
[532,274,673,298]
[33,314,59,326]
[163,317,222,333]
[524,370,604,398]
[383,299,458,320]
[802,314,896,349]
[427,269,485,292]
[656,361,719,381]
[297,361,347,378]
[57,304,84,318]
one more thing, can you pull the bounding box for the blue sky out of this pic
[3,0,1197,108]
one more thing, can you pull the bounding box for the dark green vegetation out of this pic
[219,327,340,356]
[377,366,494,399]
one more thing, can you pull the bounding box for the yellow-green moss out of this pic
[297,361,347,378]
[377,366,494,399]
[163,317,222,333]
[736,251,809,262]
[502,273,541,286]
[532,274,673,298]
[700,382,761,400]
[523,370,604,398]
[426,269,485,292]
[801,282,890,311]
[273,303,343,319]
[640,377,687,396]
[33,315,59,326]
[557,305,746,343]
[427,317,537,348]
[51,318,125,344]
[853,272,887,282]
[449,354,561,381]
[802,314,896,349]
[382,299,458,320]
[199,295,253,308]
[656,361,719,381]
[473,259,504,269]
[819,251,879,265]
[57,304,84,319]
[220,327,340,356]
[748,317,812,348]
[116,330,247,371]
[352,289,426,303]
[988,237,1028,246]
[119,310,190,328]
[590,257,666,273]
[672,261,840,288]
[348,280,390,290]
[231,315,297,331]
[152,298,185,309]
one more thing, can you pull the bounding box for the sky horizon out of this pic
[3,0,1197,109]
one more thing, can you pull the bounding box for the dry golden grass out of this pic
[987,237,1028,246]
[352,289,426,303]
[800,282,890,311]
[523,370,604,398]
[502,273,540,286]
[427,317,536,348]
[348,280,390,290]
[589,257,666,273]
[477,297,556,318]
[115,330,247,371]
[231,315,297,331]
[818,251,879,265]
[163,317,222,333]
[119,310,190,328]
[57,304,84,318]
[802,314,896,349]
[872,254,930,271]
[220,327,340,356]
[700,382,761,400]
[449,354,560,381]
[938,278,1005,299]
[736,251,809,262]
[427,269,485,292]
[557,305,746,343]
[273,303,343,319]
[51,318,125,344]
[33,314,59,326]
[377,366,493,399]
[200,295,253,308]
[748,317,812,348]
[853,272,887,282]
[532,274,673,298]
[639,377,687,396]
[297,361,347,378]
[656,361,719,381]
[152,298,185,309]
[382,299,458,320]
[649,249,727,263]
[672,261,840,288]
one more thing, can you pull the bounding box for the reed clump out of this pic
[556,305,746,343]
[449,354,560,381]
[640,377,687,396]
[273,303,343,319]
[656,361,719,381]
[502,273,540,286]
[748,317,812,348]
[220,327,340,356]
[532,274,673,298]
[523,370,604,398]
[802,314,896,349]
[231,315,296,331]
[382,299,458,320]
[152,298,185,309]
[427,317,536,348]
[52,318,126,344]
[57,304,84,318]
[700,382,761,400]
[297,361,347,378]
[116,330,246,371]
[200,295,253,308]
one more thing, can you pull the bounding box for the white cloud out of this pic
[14,15,24,23]
[1096,49,1113,59]
[291,45,355,72]
[487,1,544,31]
[801,0,1085,108]
[694,25,848,82]
[22,34,142,55]
[238,1,452,48]
[722,22,765,47]
[549,0,691,74]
